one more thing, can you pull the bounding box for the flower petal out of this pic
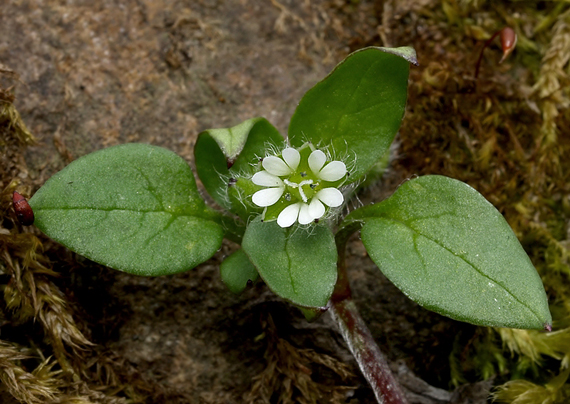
[308,198,325,220]
[315,188,344,207]
[263,156,293,176]
[298,203,314,225]
[308,150,326,175]
[282,147,300,171]
[252,187,284,207]
[318,161,346,182]
[277,203,301,228]
[252,171,283,187]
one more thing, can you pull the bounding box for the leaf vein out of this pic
[284,235,297,295]
[141,215,176,249]
[381,216,543,322]
[133,166,165,210]
[331,61,379,133]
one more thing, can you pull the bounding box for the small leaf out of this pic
[299,306,327,322]
[195,117,284,216]
[193,130,231,210]
[220,248,259,294]
[288,47,414,183]
[29,144,224,276]
[242,218,337,308]
[347,175,551,329]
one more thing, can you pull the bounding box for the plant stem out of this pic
[330,226,409,404]
[474,29,505,79]
[329,298,409,404]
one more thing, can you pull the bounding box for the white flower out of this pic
[251,171,284,207]
[251,147,300,206]
[252,146,347,228]
[264,147,300,175]
[308,150,346,182]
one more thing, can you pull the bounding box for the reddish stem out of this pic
[474,30,501,79]
[474,27,517,79]
[330,298,409,404]
[330,226,409,404]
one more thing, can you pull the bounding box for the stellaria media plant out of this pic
[26,47,551,403]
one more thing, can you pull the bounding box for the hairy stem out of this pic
[329,298,409,404]
[330,226,409,404]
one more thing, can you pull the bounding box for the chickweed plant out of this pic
[26,47,551,403]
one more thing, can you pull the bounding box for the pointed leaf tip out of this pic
[544,323,552,332]
[380,46,419,66]
[353,175,551,329]
[288,46,414,183]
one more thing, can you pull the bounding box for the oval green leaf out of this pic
[29,144,224,276]
[194,117,284,217]
[349,175,551,329]
[242,218,337,308]
[288,47,415,183]
[220,248,259,294]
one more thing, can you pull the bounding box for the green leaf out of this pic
[347,175,551,330]
[242,218,337,308]
[288,47,414,183]
[194,117,284,215]
[298,306,327,322]
[194,128,231,210]
[220,248,259,294]
[29,144,224,276]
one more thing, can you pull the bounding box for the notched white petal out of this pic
[308,198,325,219]
[263,156,293,176]
[318,161,347,182]
[252,171,283,187]
[277,203,301,228]
[282,148,300,171]
[316,188,344,207]
[298,203,314,225]
[252,187,284,207]
[308,150,326,175]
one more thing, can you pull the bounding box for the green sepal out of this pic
[194,117,284,218]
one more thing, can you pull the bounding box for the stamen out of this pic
[283,179,298,188]
[298,187,308,202]
[297,179,313,203]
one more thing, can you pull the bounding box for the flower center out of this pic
[283,178,319,203]
[250,144,347,227]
